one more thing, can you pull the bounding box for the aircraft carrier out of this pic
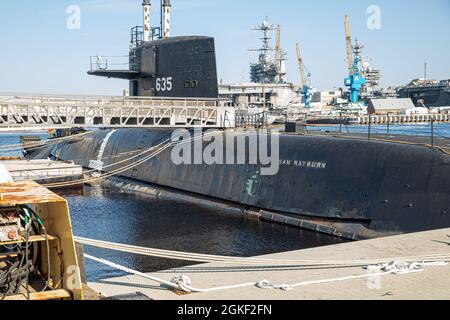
[398,79,450,108]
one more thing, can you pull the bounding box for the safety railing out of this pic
[89,55,130,72]
[0,94,236,129]
[303,111,450,151]
[235,110,271,129]
[130,26,161,48]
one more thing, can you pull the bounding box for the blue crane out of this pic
[296,43,313,108]
[344,16,366,104]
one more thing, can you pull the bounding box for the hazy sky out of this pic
[0,0,449,95]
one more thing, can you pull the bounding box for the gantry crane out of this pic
[344,15,366,104]
[296,43,313,108]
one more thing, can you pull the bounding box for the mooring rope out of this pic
[0,130,94,152]
[75,236,450,267]
[0,131,216,190]
[41,131,219,188]
[84,253,449,294]
[33,137,172,182]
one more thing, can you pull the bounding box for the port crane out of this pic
[274,25,281,66]
[344,15,366,104]
[274,24,287,83]
[296,43,313,108]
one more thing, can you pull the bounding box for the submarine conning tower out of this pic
[88,0,219,99]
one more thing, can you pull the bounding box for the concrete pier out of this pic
[89,228,450,300]
[357,114,450,125]
[307,114,450,125]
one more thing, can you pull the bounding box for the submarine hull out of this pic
[32,129,450,238]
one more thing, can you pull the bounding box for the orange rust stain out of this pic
[0,181,65,205]
[0,188,28,193]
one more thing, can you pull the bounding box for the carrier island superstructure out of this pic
[219,18,299,110]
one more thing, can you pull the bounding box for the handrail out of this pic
[89,55,131,72]
[130,25,161,48]
[0,93,234,106]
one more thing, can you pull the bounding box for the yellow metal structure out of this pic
[274,25,281,66]
[296,43,307,87]
[345,15,354,74]
[0,181,82,300]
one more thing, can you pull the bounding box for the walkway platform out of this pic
[0,93,235,129]
[0,159,82,184]
[89,228,450,300]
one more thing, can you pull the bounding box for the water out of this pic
[0,131,48,157]
[58,186,345,281]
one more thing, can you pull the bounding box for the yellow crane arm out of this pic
[345,15,354,74]
[296,42,306,87]
[274,25,281,65]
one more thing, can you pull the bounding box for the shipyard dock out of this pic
[88,228,450,300]
[307,113,450,126]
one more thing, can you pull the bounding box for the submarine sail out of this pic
[88,0,219,99]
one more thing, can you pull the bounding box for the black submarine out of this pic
[88,0,218,98]
[30,0,450,240]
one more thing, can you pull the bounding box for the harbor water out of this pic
[0,131,48,157]
[59,186,344,282]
